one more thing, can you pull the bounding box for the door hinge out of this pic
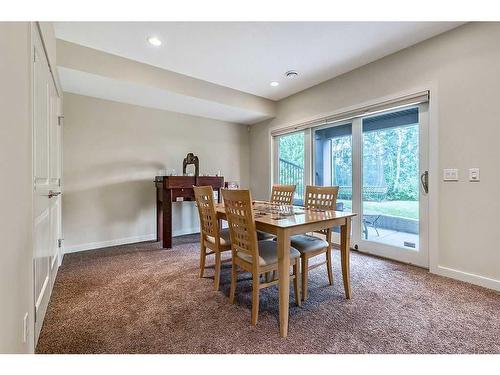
[58,115,64,126]
[58,178,61,187]
[57,239,63,248]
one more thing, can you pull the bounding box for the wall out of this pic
[0,22,34,353]
[250,22,500,289]
[62,93,249,252]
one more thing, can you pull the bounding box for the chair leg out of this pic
[199,241,207,278]
[214,251,221,291]
[293,261,301,307]
[326,248,333,286]
[363,220,368,239]
[229,262,237,304]
[301,256,309,301]
[251,272,260,326]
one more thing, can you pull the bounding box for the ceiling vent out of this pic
[285,70,299,79]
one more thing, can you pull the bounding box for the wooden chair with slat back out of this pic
[194,186,232,291]
[270,184,296,205]
[257,184,296,241]
[291,185,339,300]
[222,189,301,326]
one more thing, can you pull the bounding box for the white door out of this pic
[33,29,62,342]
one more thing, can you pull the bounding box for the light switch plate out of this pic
[469,168,480,182]
[443,168,459,181]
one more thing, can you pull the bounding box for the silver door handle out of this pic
[48,190,61,198]
[420,171,429,194]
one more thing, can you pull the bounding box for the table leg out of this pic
[340,217,352,299]
[277,228,290,338]
[156,187,162,242]
[162,189,172,249]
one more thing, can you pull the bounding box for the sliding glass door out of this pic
[358,105,428,267]
[275,103,429,267]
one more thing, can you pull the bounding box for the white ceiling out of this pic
[54,22,463,101]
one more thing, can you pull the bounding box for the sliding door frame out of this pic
[354,103,429,267]
[269,86,439,271]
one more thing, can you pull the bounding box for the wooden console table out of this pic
[155,176,224,249]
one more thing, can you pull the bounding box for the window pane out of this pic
[278,132,305,204]
[362,108,419,249]
[314,123,352,214]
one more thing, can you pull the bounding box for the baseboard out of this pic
[434,265,500,291]
[64,234,157,254]
[172,227,200,237]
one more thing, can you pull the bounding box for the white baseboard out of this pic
[172,227,200,237]
[433,265,500,291]
[63,229,205,254]
[64,234,157,254]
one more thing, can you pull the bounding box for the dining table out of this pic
[215,201,357,338]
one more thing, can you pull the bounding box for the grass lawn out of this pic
[338,199,419,220]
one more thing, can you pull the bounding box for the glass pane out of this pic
[314,123,352,214]
[362,108,419,249]
[278,132,305,204]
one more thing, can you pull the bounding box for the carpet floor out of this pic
[36,234,500,354]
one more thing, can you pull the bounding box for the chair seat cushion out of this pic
[290,234,329,253]
[256,230,275,241]
[237,240,300,266]
[206,228,231,247]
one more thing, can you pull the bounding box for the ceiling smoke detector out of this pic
[285,70,299,79]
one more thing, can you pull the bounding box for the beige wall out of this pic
[62,93,249,251]
[0,22,34,353]
[250,22,500,288]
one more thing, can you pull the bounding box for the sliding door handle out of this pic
[420,171,429,194]
[48,190,61,199]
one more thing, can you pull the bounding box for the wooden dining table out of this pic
[215,201,357,338]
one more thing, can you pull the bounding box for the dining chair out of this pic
[291,185,339,301]
[194,186,232,291]
[257,184,296,241]
[222,188,301,326]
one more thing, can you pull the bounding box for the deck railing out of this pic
[279,158,304,203]
[279,159,388,203]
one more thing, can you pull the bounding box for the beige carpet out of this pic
[36,234,500,354]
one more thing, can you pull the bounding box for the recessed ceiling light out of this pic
[147,36,162,46]
[270,81,280,87]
